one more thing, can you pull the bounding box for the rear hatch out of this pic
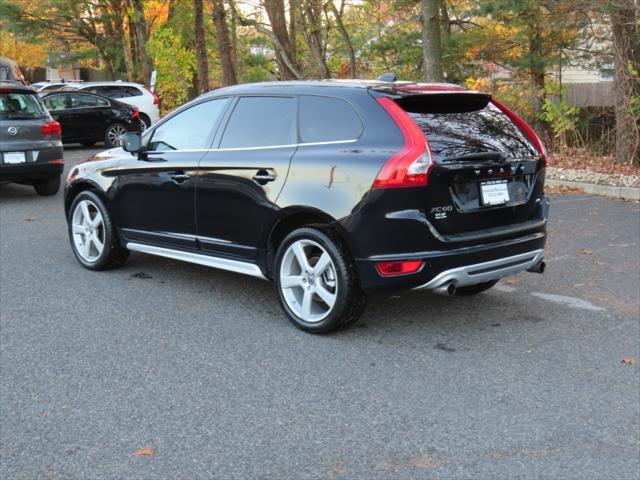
[0,87,59,164]
[390,90,545,240]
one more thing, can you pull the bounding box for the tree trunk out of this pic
[301,0,330,78]
[128,0,153,84]
[529,24,548,137]
[328,0,356,78]
[289,0,297,63]
[263,0,299,79]
[194,0,209,93]
[212,0,238,85]
[421,0,444,82]
[610,0,640,165]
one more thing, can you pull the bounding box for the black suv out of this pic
[64,80,548,333]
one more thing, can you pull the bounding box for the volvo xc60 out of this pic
[64,80,548,333]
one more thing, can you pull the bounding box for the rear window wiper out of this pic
[441,152,506,163]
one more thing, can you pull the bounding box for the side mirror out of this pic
[122,132,142,154]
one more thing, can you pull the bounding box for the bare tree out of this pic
[263,0,300,79]
[212,0,238,85]
[234,0,303,79]
[421,0,444,82]
[300,0,330,78]
[194,0,209,93]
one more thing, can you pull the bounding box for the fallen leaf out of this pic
[130,272,152,280]
[581,248,592,255]
[133,447,156,457]
[621,358,636,365]
[408,455,440,469]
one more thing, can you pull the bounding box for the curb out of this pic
[546,179,640,201]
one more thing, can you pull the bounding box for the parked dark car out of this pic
[41,91,141,147]
[0,57,27,85]
[0,82,63,195]
[63,80,548,333]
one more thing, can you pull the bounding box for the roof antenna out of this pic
[377,73,397,82]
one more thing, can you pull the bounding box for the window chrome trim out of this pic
[122,228,233,245]
[146,139,359,155]
[126,242,267,280]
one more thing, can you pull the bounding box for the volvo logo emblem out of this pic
[7,126,18,136]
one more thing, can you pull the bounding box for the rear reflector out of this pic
[50,159,64,165]
[490,99,547,159]
[373,97,433,188]
[41,120,62,135]
[376,260,424,276]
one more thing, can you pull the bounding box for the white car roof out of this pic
[80,82,145,88]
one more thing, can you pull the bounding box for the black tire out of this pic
[81,141,96,147]
[274,227,366,334]
[33,176,61,196]
[139,113,151,131]
[68,190,129,270]
[454,279,499,296]
[104,123,127,148]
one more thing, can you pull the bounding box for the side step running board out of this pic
[126,242,267,280]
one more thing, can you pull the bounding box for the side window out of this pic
[121,86,142,98]
[219,96,296,149]
[299,96,363,143]
[148,98,229,151]
[43,94,67,111]
[70,94,109,108]
[86,86,113,96]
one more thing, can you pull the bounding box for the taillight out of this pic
[376,260,424,276]
[41,120,61,135]
[373,97,433,188]
[144,86,159,105]
[490,99,547,160]
[132,107,139,118]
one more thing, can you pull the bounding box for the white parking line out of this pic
[531,292,606,311]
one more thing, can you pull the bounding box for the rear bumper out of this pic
[414,249,544,290]
[0,162,63,182]
[356,231,546,293]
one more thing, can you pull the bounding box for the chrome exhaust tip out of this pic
[434,282,456,296]
[527,260,546,274]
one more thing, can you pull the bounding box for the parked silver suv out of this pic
[0,82,64,195]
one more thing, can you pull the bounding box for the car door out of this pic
[64,93,111,141]
[195,95,297,260]
[112,97,230,250]
[43,94,73,141]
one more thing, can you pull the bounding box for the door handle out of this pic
[170,173,190,184]
[252,170,276,185]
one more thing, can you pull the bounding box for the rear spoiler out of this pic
[374,91,492,114]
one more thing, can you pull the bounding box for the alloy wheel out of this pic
[71,200,105,262]
[107,124,127,146]
[279,239,338,322]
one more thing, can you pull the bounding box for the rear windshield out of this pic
[402,99,538,162]
[0,92,47,120]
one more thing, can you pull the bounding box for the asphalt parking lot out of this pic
[1,146,639,480]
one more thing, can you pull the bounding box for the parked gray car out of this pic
[0,82,64,195]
